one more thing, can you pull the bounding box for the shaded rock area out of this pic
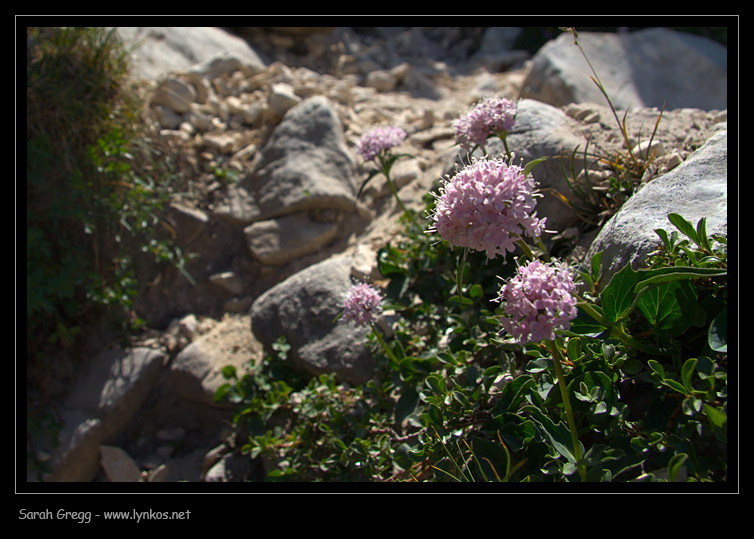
[26,26,730,483]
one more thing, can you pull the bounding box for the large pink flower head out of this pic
[356,126,407,162]
[453,96,517,152]
[495,259,578,344]
[429,157,546,259]
[342,282,384,327]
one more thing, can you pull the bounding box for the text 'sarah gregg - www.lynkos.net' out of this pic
[19,508,192,524]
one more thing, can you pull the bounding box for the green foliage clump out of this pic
[26,27,191,354]
[218,203,728,483]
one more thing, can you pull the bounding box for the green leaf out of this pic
[213,383,232,403]
[702,404,727,443]
[525,357,552,373]
[221,365,237,379]
[386,274,410,302]
[648,359,666,380]
[630,436,649,454]
[566,337,583,362]
[567,308,609,337]
[622,358,643,376]
[450,294,474,306]
[469,283,483,299]
[427,404,444,428]
[567,371,615,416]
[590,250,603,284]
[495,417,538,452]
[682,396,703,416]
[425,373,447,395]
[654,227,672,251]
[633,266,727,292]
[680,357,698,394]
[523,156,549,176]
[471,437,510,481]
[637,281,681,329]
[521,405,582,464]
[708,310,728,352]
[505,376,538,410]
[600,263,642,323]
[696,217,713,251]
[377,246,407,277]
[663,379,688,395]
[667,453,688,482]
[601,262,725,326]
[356,169,381,199]
[667,213,701,246]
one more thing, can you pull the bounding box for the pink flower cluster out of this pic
[453,96,517,152]
[356,126,407,162]
[429,157,546,259]
[496,259,578,344]
[342,283,384,327]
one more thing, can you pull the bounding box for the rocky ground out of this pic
[25,26,728,483]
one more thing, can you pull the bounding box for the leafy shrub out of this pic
[26,27,193,352]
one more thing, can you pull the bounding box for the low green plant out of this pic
[215,337,398,481]
[376,212,727,483]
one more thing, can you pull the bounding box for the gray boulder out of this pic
[114,27,267,80]
[39,347,165,482]
[215,96,360,225]
[244,212,339,266]
[586,130,727,288]
[520,28,727,111]
[250,255,377,385]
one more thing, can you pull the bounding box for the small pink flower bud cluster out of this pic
[429,157,546,259]
[453,96,517,152]
[496,259,578,344]
[342,283,384,327]
[356,126,407,162]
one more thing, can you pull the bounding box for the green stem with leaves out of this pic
[548,339,586,481]
[574,296,671,356]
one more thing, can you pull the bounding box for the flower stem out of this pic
[501,131,512,162]
[535,236,551,262]
[548,339,587,481]
[456,247,469,301]
[516,237,535,262]
[371,323,397,363]
[379,155,418,230]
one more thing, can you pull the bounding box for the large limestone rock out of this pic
[215,96,360,225]
[520,28,727,111]
[586,130,727,288]
[244,212,338,266]
[114,27,267,80]
[250,255,377,385]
